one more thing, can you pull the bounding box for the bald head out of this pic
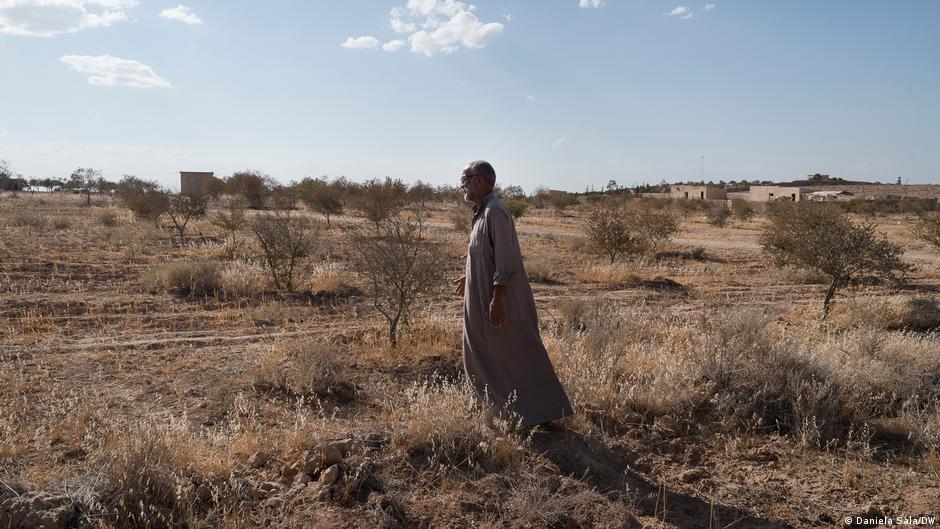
[464,160,496,186]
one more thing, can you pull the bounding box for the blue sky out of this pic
[1,0,938,192]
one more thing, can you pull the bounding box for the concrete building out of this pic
[746,185,806,202]
[669,185,727,200]
[180,171,215,196]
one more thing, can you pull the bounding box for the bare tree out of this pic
[347,213,446,347]
[249,211,318,292]
[167,193,209,243]
[585,201,645,264]
[760,203,910,319]
[67,167,102,206]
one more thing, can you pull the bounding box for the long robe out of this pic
[462,193,574,426]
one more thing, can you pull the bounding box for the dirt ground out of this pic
[1,193,938,529]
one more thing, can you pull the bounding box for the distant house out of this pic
[180,171,216,196]
[805,190,855,202]
[747,185,807,202]
[669,185,727,200]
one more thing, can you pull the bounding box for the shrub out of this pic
[116,176,169,226]
[8,211,45,229]
[546,190,577,214]
[913,213,940,251]
[249,212,319,292]
[167,193,209,243]
[584,201,645,263]
[631,206,679,253]
[760,203,911,318]
[346,213,446,347]
[49,216,72,230]
[210,195,248,252]
[706,205,732,227]
[731,199,754,221]
[449,205,472,233]
[143,261,221,297]
[97,210,120,227]
[504,198,529,220]
[225,170,274,209]
[524,257,556,283]
[354,177,407,227]
[296,178,344,227]
[252,338,350,398]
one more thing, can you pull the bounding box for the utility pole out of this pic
[701,156,704,182]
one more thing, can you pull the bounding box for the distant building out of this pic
[747,185,807,202]
[669,185,727,200]
[804,190,855,202]
[180,171,215,196]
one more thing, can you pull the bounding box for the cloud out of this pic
[552,137,569,149]
[382,39,405,51]
[159,4,202,25]
[704,3,716,11]
[579,0,604,8]
[0,0,136,37]
[341,35,379,49]
[59,54,172,88]
[348,0,503,57]
[502,13,511,22]
[666,6,693,19]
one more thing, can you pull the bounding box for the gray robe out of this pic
[462,193,573,426]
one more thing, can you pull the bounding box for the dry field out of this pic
[1,192,939,528]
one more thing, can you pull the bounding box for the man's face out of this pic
[461,167,482,202]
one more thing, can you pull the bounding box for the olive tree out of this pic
[346,213,446,348]
[355,177,407,228]
[115,176,170,226]
[297,178,343,228]
[760,203,910,319]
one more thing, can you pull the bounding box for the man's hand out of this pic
[453,275,466,297]
[488,285,507,328]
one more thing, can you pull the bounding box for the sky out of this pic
[1,0,938,192]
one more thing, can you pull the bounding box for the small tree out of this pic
[632,207,679,253]
[760,203,910,319]
[547,190,577,214]
[226,170,273,209]
[504,199,528,220]
[449,205,472,233]
[115,176,170,226]
[913,213,940,251]
[249,211,318,291]
[355,177,407,228]
[67,167,102,206]
[585,201,645,264]
[167,193,209,243]
[706,205,732,227]
[347,213,446,347]
[297,178,343,228]
[730,199,754,222]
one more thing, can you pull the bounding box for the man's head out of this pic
[461,160,496,203]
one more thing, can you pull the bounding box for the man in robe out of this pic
[453,160,573,427]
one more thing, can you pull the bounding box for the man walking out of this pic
[453,160,573,427]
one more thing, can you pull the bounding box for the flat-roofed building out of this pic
[669,185,727,200]
[180,171,215,196]
[747,185,806,202]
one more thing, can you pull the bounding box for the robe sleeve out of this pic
[488,206,515,286]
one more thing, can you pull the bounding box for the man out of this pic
[453,160,573,427]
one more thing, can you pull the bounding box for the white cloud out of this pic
[527,95,533,101]
[383,39,405,51]
[0,0,136,37]
[348,0,503,58]
[159,4,202,25]
[502,13,511,22]
[579,0,604,8]
[59,54,172,88]
[704,3,716,11]
[552,137,569,149]
[341,35,379,49]
[666,6,693,19]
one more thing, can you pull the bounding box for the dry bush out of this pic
[249,211,319,292]
[524,257,557,284]
[354,177,407,227]
[585,201,644,264]
[252,339,350,399]
[912,213,940,250]
[49,215,72,230]
[97,210,120,227]
[390,378,524,470]
[449,205,472,233]
[503,474,636,529]
[706,205,732,227]
[225,170,273,209]
[575,262,642,285]
[731,198,755,221]
[504,198,529,220]
[296,177,344,227]
[218,260,267,297]
[142,261,221,297]
[347,213,447,347]
[115,176,169,226]
[8,211,45,229]
[167,193,209,243]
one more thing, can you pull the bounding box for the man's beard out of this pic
[463,189,475,202]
